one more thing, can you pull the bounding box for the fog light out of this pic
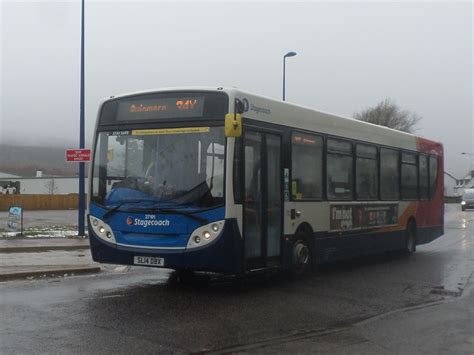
[203,231,211,240]
[106,232,112,239]
[92,219,99,227]
[99,226,105,234]
[194,235,201,244]
[212,223,219,232]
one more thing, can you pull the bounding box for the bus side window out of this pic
[291,132,323,200]
[356,144,378,200]
[419,154,429,200]
[380,148,399,200]
[401,152,418,200]
[429,155,438,198]
[326,139,353,200]
[233,138,242,203]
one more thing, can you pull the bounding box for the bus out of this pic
[88,87,444,275]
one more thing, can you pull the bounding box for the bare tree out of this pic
[44,179,59,195]
[354,99,421,133]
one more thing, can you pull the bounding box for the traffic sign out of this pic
[66,149,91,162]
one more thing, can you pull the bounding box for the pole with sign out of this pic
[78,0,86,237]
[66,147,90,237]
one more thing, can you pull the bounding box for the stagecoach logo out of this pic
[126,216,171,228]
[241,98,271,115]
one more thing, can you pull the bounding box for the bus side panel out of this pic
[416,225,444,245]
[313,230,406,263]
[415,138,444,243]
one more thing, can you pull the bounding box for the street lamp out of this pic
[283,51,297,101]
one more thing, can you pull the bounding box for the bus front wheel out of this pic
[291,233,311,276]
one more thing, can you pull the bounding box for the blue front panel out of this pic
[90,203,224,249]
[88,203,242,273]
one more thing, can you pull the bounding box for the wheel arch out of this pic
[407,216,418,240]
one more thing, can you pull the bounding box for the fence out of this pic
[0,194,80,211]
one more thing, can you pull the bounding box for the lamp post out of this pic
[283,51,297,101]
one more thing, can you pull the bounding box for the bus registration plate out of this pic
[134,256,165,267]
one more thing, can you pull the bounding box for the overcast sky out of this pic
[1,0,473,178]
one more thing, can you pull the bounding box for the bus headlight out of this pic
[187,220,225,249]
[89,216,116,244]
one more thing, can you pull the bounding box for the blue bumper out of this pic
[88,219,243,274]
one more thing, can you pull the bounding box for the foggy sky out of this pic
[1,0,473,178]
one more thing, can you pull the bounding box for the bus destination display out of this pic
[117,96,205,121]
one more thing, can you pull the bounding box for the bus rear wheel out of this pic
[404,221,417,255]
[291,233,311,276]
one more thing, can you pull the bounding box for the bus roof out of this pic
[102,86,442,153]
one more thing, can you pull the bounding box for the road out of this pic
[0,204,472,354]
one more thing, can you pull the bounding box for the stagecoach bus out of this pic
[88,87,444,275]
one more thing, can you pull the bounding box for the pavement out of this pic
[0,209,100,281]
[0,238,100,281]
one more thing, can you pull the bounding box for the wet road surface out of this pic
[0,204,472,353]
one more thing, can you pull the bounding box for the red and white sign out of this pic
[66,149,91,162]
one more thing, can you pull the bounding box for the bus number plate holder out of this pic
[134,256,165,267]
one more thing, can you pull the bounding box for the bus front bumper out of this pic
[88,219,242,274]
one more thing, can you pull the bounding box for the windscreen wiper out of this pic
[102,199,159,221]
[102,200,207,223]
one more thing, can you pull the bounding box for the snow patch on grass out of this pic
[0,225,87,238]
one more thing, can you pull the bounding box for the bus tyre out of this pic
[404,221,417,256]
[291,233,311,276]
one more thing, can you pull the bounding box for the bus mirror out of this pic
[225,113,242,137]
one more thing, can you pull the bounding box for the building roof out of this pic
[0,172,21,178]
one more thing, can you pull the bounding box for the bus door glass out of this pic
[243,130,282,269]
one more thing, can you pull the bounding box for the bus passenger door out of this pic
[243,130,282,270]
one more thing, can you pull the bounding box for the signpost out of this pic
[66,147,89,237]
[65,149,91,162]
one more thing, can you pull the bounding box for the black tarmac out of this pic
[0,204,472,353]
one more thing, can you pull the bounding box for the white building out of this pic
[454,170,474,196]
[0,171,92,195]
